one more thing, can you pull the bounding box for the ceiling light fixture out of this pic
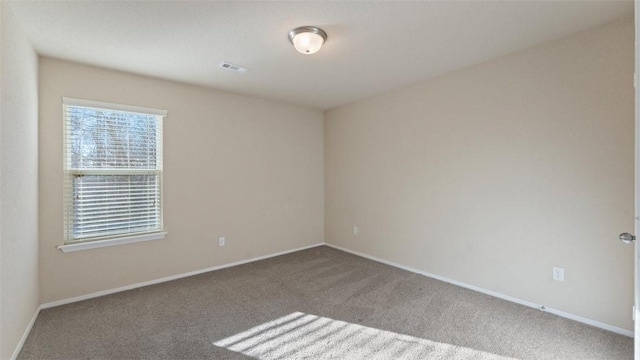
[288,26,327,55]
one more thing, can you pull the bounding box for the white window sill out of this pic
[58,232,167,253]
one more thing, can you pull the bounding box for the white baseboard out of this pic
[41,243,324,309]
[11,305,41,360]
[324,243,634,338]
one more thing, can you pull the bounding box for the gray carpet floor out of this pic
[18,245,633,359]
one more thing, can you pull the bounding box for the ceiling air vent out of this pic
[219,62,249,73]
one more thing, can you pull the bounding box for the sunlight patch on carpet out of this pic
[213,312,517,359]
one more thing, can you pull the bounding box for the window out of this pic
[61,98,167,251]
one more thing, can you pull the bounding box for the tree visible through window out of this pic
[63,98,166,244]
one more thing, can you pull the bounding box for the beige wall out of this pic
[1,3,40,360]
[325,18,635,330]
[39,58,324,303]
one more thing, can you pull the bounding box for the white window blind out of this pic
[63,98,166,244]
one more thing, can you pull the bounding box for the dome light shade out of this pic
[288,26,327,55]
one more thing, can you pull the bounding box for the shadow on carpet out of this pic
[214,312,515,359]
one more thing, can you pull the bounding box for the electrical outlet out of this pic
[353,226,358,235]
[219,237,225,247]
[552,266,564,282]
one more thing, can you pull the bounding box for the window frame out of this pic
[58,97,167,253]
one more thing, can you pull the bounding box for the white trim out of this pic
[11,306,41,360]
[58,232,167,253]
[324,243,635,338]
[62,97,167,116]
[633,2,640,358]
[42,243,324,308]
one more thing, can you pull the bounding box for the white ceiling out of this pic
[7,1,634,110]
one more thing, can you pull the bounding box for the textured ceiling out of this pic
[7,1,634,110]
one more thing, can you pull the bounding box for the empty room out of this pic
[2,1,638,359]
